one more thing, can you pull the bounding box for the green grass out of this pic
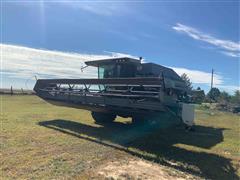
[1,95,239,179]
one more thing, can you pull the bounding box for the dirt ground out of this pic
[92,157,196,180]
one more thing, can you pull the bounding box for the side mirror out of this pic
[81,65,88,72]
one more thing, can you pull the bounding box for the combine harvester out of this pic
[34,57,194,127]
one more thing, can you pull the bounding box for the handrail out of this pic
[36,77,163,86]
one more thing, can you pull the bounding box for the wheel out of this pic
[91,112,116,123]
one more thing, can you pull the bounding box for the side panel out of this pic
[181,103,195,126]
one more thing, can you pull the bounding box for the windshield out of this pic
[98,64,136,78]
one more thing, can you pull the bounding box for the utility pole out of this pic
[10,86,13,96]
[211,68,214,90]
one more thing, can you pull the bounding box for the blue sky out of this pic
[1,1,239,93]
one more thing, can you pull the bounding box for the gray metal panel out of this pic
[85,57,140,67]
[85,95,105,104]
[34,78,164,93]
[105,97,164,111]
[141,63,183,81]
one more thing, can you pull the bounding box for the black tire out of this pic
[91,112,116,123]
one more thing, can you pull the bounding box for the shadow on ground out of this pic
[38,117,237,180]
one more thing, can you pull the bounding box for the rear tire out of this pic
[91,112,116,123]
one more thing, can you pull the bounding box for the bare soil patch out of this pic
[94,157,197,180]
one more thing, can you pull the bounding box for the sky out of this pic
[1,1,239,94]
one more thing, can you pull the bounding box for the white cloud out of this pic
[215,85,240,94]
[221,51,240,58]
[171,67,239,94]
[59,2,129,16]
[171,67,223,85]
[104,51,139,59]
[173,23,240,58]
[1,44,141,81]
[1,44,110,80]
[104,51,147,63]
[2,44,238,93]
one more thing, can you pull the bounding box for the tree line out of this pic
[181,73,240,105]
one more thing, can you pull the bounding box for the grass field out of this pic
[1,95,239,179]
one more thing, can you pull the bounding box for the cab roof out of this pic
[85,57,141,67]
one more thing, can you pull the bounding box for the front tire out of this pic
[91,112,116,123]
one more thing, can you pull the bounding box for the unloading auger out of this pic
[34,57,194,127]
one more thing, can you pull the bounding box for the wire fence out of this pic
[0,86,35,95]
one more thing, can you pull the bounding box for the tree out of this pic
[192,88,205,103]
[207,87,221,102]
[181,73,192,90]
[218,91,231,103]
[231,90,240,104]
